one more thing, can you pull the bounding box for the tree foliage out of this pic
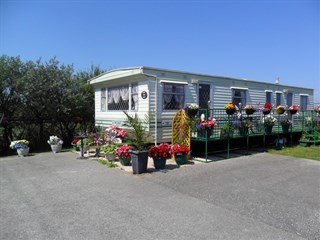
[0,55,105,154]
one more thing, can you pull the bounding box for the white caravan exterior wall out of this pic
[89,66,314,143]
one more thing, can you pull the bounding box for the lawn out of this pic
[267,144,320,161]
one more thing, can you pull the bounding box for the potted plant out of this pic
[220,122,234,139]
[116,144,132,166]
[197,116,216,139]
[184,103,199,117]
[314,105,320,114]
[47,135,63,153]
[170,144,190,165]
[263,115,277,134]
[239,119,253,136]
[109,125,128,142]
[149,142,171,170]
[276,105,286,115]
[262,102,272,115]
[288,104,299,115]
[280,118,292,133]
[100,143,118,161]
[71,138,80,151]
[76,138,93,152]
[224,102,237,115]
[123,112,152,174]
[10,140,30,157]
[244,105,257,115]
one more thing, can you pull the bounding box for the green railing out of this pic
[191,108,320,162]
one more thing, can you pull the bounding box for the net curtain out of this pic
[108,86,130,104]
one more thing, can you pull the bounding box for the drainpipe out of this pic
[140,69,158,146]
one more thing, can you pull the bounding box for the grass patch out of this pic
[93,158,118,168]
[267,144,320,161]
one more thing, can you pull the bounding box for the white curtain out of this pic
[110,88,120,103]
[174,95,184,103]
[120,87,129,101]
[164,94,172,103]
[107,90,113,104]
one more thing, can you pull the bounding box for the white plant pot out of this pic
[51,144,62,153]
[105,153,116,161]
[17,147,29,157]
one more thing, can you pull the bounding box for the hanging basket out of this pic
[263,109,271,115]
[186,108,198,117]
[245,109,255,115]
[289,109,297,115]
[276,109,285,115]
[225,108,236,115]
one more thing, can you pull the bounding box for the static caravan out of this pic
[89,66,314,143]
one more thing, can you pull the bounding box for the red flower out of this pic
[170,144,190,155]
[71,139,80,144]
[116,144,131,158]
[264,103,272,109]
[149,143,171,158]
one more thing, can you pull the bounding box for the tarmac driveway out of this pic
[0,151,319,240]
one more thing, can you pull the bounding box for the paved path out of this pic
[0,151,319,240]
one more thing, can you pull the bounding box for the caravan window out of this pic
[286,92,293,107]
[163,83,185,110]
[276,92,281,106]
[266,92,272,103]
[300,95,308,110]
[232,89,246,107]
[107,84,138,111]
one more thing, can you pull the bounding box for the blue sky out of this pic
[1,0,319,103]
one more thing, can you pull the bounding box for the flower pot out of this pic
[282,125,290,133]
[72,144,79,151]
[276,109,285,115]
[51,144,62,153]
[263,109,271,115]
[174,153,187,165]
[131,150,149,174]
[265,126,273,134]
[186,108,198,117]
[119,157,131,166]
[245,109,255,115]
[226,108,236,115]
[201,129,212,139]
[153,157,167,170]
[289,109,297,115]
[239,127,248,136]
[105,153,116,161]
[220,130,234,139]
[17,147,29,157]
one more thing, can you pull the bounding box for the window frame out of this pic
[101,88,106,112]
[232,88,247,107]
[300,95,308,110]
[266,91,272,103]
[276,92,282,106]
[162,82,185,111]
[107,84,138,111]
[286,92,293,107]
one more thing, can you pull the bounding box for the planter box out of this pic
[131,150,149,174]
